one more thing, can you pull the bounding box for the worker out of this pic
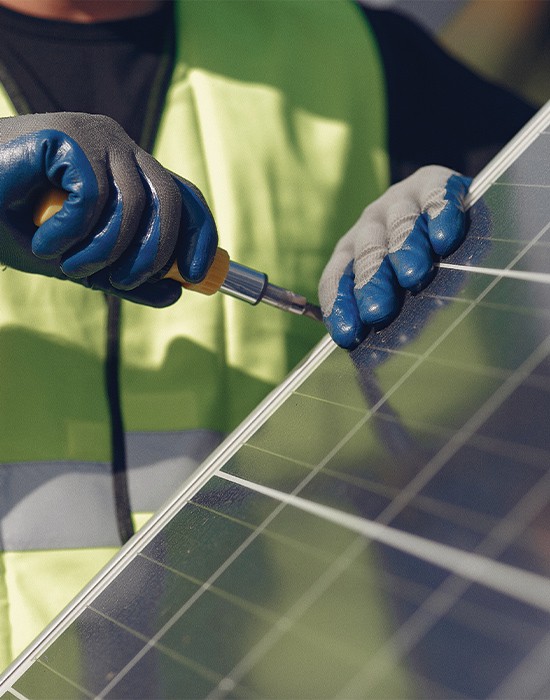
[0,0,535,669]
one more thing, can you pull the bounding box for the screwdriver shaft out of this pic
[220,261,323,322]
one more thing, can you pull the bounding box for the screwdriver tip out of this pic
[303,303,324,323]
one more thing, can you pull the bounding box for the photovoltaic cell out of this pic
[2,104,550,699]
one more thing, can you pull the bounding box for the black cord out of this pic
[105,294,134,544]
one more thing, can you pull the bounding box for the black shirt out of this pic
[0,2,537,179]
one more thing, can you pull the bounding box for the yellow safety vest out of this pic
[0,0,389,667]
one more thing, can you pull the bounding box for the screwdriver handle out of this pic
[33,187,231,295]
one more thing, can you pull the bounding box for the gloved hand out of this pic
[319,166,472,348]
[0,112,218,306]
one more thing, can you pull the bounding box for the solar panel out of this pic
[2,102,550,699]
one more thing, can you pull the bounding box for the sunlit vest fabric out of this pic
[0,1,388,668]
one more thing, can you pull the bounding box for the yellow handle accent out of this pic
[170,247,230,295]
[34,188,230,295]
[34,187,68,225]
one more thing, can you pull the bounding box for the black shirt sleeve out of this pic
[360,6,537,182]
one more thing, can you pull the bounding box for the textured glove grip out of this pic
[34,187,229,295]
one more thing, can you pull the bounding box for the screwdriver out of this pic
[34,189,324,323]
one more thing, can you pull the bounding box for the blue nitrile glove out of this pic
[0,113,218,306]
[319,166,472,348]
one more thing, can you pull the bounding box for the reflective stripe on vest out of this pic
[0,430,223,551]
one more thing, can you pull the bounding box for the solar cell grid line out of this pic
[239,422,506,539]
[2,101,550,699]
[363,322,550,527]
[214,468,550,608]
[439,262,550,285]
[335,409,550,698]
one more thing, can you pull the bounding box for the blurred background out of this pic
[364,0,550,107]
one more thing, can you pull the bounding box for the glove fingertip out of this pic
[390,215,435,292]
[179,216,218,283]
[324,306,368,350]
[172,174,218,283]
[356,258,404,328]
[322,265,369,349]
[430,205,467,257]
[430,174,472,257]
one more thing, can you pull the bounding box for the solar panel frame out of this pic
[2,100,550,698]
